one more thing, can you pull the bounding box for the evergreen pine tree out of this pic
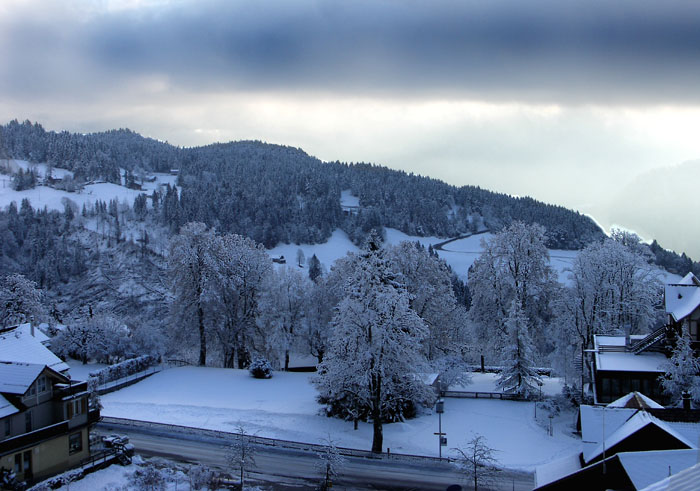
[308,254,322,283]
[660,330,700,404]
[496,300,542,399]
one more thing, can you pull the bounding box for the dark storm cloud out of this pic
[2,0,700,103]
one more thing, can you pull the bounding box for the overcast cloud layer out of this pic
[1,0,700,256]
[3,0,700,103]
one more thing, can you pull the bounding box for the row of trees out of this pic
[467,223,665,398]
[1,119,607,251]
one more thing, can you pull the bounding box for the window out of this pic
[27,382,36,396]
[67,398,86,419]
[4,419,10,437]
[23,450,31,479]
[24,411,32,433]
[37,376,47,393]
[691,321,699,341]
[14,454,21,473]
[69,432,83,455]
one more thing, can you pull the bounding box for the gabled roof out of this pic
[584,410,695,465]
[0,361,68,396]
[580,405,638,461]
[0,361,47,395]
[607,392,665,410]
[0,393,19,418]
[665,281,700,323]
[0,324,69,372]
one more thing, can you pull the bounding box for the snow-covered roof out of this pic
[665,283,700,322]
[595,334,646,348]
[584,411,695,464]
[534,452,582,488]
[580,405,638,461]
[0,393,19,418]
[678,272,700,286]
[0,324,69,372]
[15,322,50,343]
[617,449,700,490]
[607,392,664,409]
[640,459,700,491]
[0,361,47,395]
[594,335,667,373]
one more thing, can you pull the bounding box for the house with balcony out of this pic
[0,361,98,484]
[592,273,700,405]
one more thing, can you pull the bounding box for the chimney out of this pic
[682,391,692,411]
[624,325,631,349]
[31,323,35,337]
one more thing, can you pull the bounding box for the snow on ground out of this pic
[8,159,75,179]
[53,462,132,491]
[66,359,109,382]
[452,372,565,397]
[267,229,359,270]
[340,189,359,208]
[0,160,177,213]
[101,367,580,470]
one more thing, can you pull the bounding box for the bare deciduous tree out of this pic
[453,433,500,491]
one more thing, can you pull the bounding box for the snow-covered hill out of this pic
[0,160,177,213]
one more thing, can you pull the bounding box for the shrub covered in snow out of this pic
[249,358,273,379]
[88,355,158,386]
[129,463,166,491]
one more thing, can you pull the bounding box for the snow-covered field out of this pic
[101,367,580,470]
[66,359,109,381]
[454,372,565,397]
[0,160,177,213]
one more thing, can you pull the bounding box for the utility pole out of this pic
[434,399,446,460]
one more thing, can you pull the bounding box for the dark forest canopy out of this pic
[1,119,604,249]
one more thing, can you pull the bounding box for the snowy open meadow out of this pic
[100,367,581,470]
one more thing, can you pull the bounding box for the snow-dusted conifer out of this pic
[660,330,700,404]
[308,253,322,283]
[314,232,433,453]
[497,301,541,399]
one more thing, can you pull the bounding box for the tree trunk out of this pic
[284,349,290,371]
[197,301,206,366]
[371,414,383,453]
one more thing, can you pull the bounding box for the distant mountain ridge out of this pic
[0,119,604,251]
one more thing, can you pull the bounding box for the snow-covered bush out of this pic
[129,463,166,491]
[249,358,273,379]
[188,464,216,490]
[88,355,158,385]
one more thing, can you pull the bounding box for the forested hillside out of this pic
[0,119,604,249]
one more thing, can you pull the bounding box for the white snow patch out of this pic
[101,367,580,470]
[340,189,359,208]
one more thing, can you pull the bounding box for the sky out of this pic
[1,0,700,255]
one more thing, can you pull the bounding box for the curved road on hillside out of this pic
[97,420,534,490]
